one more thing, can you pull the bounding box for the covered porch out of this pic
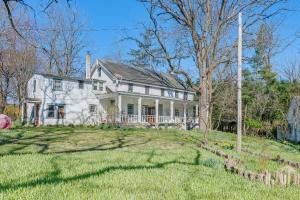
[99,93,199,129]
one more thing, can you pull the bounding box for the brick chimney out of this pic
[85,51,91,79]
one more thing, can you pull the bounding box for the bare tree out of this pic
[141,0,287,143]
[41,9,85,76]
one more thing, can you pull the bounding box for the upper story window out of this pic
[161,88,165,96]
[167,90,173,98]
[128,83,133,92]
[99,82,103,91]
[175,91,179,98]
[93,81,103,91]
[53,79,62,91]
[78,80,84,89]
[33,80,36,92]
[93,81,98,90]
[98,67,101,77]
[184,92,188,100]
[145,86,150,95]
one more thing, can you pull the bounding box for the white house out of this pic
[22,52,198,129]
[285,96,300,142]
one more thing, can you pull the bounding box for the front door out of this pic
[34,103,40,127]
[147,107,155,124]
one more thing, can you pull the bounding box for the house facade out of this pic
[284,96,300,142]
[23,53,198,129]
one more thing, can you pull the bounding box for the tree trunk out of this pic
[199,74,209,143]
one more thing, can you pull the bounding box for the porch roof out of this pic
[24,98,41,103]
[98,92,196,104]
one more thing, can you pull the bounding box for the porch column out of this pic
[155,99,159,125]
[183,103,187,130]
[195,104,199,117]
[170,101,174,122]
[138,97,142,123]
[118,94,122,122]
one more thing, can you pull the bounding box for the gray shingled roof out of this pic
[101,60,192,91]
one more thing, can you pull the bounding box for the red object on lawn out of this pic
[0,114,12,129]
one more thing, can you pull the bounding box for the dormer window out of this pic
[53,79,62,91]
[98,67,101,77]
[128,83,133,92]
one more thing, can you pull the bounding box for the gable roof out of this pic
[100,60,193,91]
[35,73,103,83]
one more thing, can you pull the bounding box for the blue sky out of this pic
[25,0,300,77]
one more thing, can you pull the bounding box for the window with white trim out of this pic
[33,80,36,92]
[57,105,65,119]
[78,80,84,89]
[89,104,97,113]
[145,86,150,95]
[161,88,165,96]
[53,79,62,91]
[175,91,179,98]
[47,104,55,118]
[98,67,101,77]
[127,104,134,115]
[128,83,133,92]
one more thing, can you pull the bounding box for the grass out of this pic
[0,127,299,200]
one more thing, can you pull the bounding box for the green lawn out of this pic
[0,127,299,200]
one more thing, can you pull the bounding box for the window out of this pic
[145,86,150,95]
[110,100,115,106]
[167,90,173,98]
[78,80,84,89]
[33,80,36,92]
[175,109,179,117]
[193,106,196,117]
[175,91,179,98]
[57,105,65,119]
[184,92,188,100]
[89,104,97,113]
[53,79,62,91]
[127,104,134,115]
[98,67,101,77]
[161,88,165,96]
[47,104,55,118]
[93,81,98,90]
[128,83,133,92]
[159,104,163,115]
[99,82,103,91]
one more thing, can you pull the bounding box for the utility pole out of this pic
[237,12,242,152]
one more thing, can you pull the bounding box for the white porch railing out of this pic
[120,114,138,124]
[102,114,198,125]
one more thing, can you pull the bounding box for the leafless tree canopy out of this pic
[138,0,288,141]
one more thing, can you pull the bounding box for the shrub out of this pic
[200,158,220,168]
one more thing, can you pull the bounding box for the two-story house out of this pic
[22,52,198,129]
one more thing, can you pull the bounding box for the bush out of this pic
[200,158,220,168]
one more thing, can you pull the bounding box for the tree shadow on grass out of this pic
[0,128,152,156]
[0,149,202,192]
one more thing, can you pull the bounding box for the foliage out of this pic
[4,105,20,120]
